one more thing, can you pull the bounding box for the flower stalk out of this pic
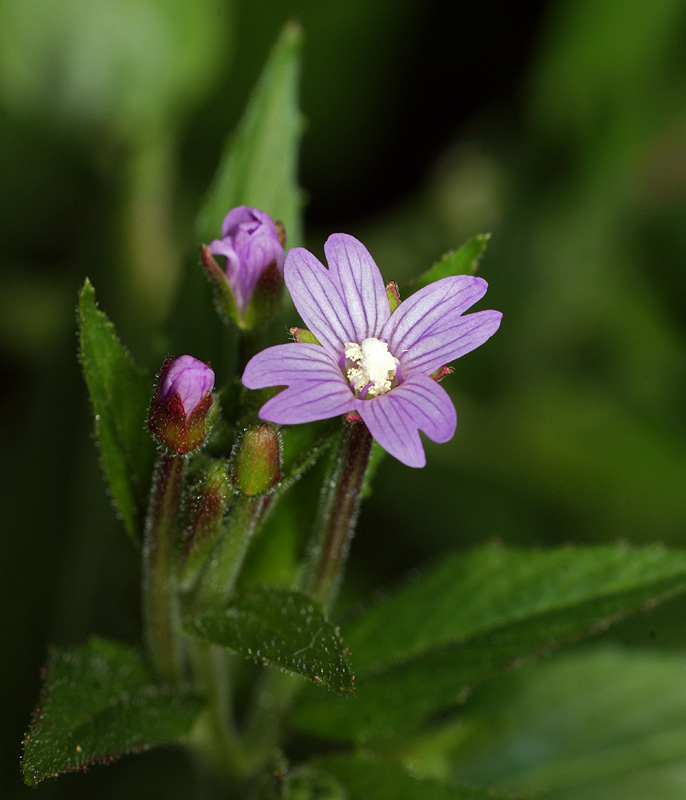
[191,493,273,613]
[143,452,186,684]
[301,420,373,608]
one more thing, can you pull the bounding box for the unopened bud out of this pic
[180,460,231,590]
[148,355,215,454]
[232,422,281,495]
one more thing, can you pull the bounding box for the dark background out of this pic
[2,0,686,796]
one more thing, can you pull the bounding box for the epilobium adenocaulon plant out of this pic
[202,205,286,329]
[242,234,502,467]
[148,354,215,454]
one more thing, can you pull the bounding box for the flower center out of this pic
[343,338,399,398]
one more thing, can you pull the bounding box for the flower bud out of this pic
[232,422,281,496]
[179,460,231,590]
[148,355,215,454]
[204,206,285,329]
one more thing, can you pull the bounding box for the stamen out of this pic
[342,337,399,398]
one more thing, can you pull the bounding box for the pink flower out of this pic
[242,234,501,467]
[208,206,285,318]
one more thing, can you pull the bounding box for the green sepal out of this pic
[199,243,242,326]
[200,245,285,332]
[385,281,401,314]
[78,279,157,540]
[240,260,286,331]
[290,326,321,345]
[185,585,355,693]
[22,637,202,786]
[405,233,490,296]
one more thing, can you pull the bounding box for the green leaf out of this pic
[185,585,355,693]
[405,234,490,296]
[313,755,513,800]
[444,646,686,800]
[78,279,157,539]
[196,22,303,248]
[293,545,686,740]
[22,637,202,786]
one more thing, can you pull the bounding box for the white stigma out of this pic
[344,338,399,398]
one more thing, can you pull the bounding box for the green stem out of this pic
[301,420,373,609]
[184,488,273,785]
[143,452,185,684]
[192,493,272,612]
[187,642,245,784]
[244,422,373,756]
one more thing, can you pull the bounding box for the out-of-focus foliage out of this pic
[406,646,686,799]
[3,0,686,797]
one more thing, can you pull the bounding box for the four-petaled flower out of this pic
[209,206,285,318]
[242,234,501,467]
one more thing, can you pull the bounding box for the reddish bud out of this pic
[148,356,215,454]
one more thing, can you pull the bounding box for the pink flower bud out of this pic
[148,356,215,454]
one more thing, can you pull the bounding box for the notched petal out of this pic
[324,233,390,339]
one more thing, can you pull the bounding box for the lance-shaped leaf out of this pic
[293,544,686,740]
[196,22,303,248]
[312,755,515,800]
[78,279,156,539]
[185,585,354,693]
[405,233,490,296]
[23,637,202,786]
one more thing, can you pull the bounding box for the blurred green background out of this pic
[2,0,686,797]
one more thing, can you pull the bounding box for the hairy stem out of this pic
[143,452,185,684]
[301,420,373,608]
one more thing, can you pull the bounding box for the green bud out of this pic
[232,423,281,496]
[179,460,231,591]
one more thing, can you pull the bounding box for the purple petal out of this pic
[323,234,390,340]
[159,355,215,413]
[383,276,502,375]
[284,247,359,354]
[242,343,345,389]
[208,238,240,271]
[259,382,355,425]
[220,205,257,237]
[243,343,355,424]
[356,374,457,468]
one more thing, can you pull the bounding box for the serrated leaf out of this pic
[185,586,354,693]
[405,234,490,296]
[293,545,686,740]
[313,755,514,800]
[23,637,202,786]
[444,646,686,800]
[196,22,303,248]
[78,279,157,539]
